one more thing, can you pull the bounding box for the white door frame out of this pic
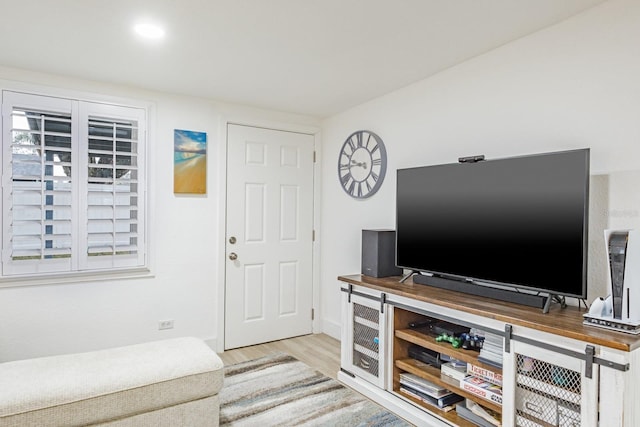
[215,117,322,353]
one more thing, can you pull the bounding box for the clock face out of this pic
[338,130,387,199]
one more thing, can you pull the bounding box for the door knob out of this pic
[229,252,238,261]
[229,236,237,244]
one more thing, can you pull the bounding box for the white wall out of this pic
[319,0,640,337]
[0,66,319,361]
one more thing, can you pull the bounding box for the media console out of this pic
[338,274,640,427]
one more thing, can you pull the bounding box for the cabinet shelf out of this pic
[395,358,503,414]
[354,315,378,329]
[393,388,478,427]
[354,343,379,360]
[516,412,558,427]
[395,328,502,374]
[516,373,580,405]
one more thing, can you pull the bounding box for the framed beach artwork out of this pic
[174,129,207,194]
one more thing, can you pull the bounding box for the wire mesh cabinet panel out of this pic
[502,338,598,427]
[341,290,387,388]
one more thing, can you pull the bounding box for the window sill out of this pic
[0,267,154,288]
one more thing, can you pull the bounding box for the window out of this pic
[1,91,147,278]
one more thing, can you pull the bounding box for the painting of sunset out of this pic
[174,129,207,194]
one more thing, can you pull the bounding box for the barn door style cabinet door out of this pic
[340,285,387,389]
[501,329,599,427]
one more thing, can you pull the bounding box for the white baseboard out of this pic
[322,318,341,341]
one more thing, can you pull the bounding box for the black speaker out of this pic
[361,229,402,278]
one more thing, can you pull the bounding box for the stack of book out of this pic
[467,363,502,387]
[460,363,503,406]
[440,359,468,387]
[399,373,463,411]
[477,330,503,368]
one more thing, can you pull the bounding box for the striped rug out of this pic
[220,353,411,426]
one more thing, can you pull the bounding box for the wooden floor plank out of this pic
[218,333,340,379]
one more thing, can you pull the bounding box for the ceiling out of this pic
[0,0,606,118]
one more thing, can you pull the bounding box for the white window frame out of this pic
[1,90,150,284]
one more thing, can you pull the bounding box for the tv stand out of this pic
[338,274,638,427]
[413,273,550,312]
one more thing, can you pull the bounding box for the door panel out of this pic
[225,124,314,349]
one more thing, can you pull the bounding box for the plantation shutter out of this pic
[1,91,147,278]
[79,103,146,270]
[2,92,76,275]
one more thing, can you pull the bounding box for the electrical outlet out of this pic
[158,319,174,330]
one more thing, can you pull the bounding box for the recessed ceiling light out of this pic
[134,22,165,40]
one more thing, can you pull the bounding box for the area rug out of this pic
[220,353,411,426]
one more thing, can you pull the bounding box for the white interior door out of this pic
[225,124,314,349]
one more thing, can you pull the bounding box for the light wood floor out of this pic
[218,333,341,380]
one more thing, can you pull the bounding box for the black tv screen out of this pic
[396,149,589,298]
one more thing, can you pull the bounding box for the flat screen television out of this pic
[396,149,590,304]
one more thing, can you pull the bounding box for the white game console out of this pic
[621,230,640,322]
[583,230,640,334]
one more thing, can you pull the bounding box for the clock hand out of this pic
[351,160,368,168]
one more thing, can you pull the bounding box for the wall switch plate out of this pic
[158,319,174,330]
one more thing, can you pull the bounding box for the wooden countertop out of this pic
[338,274,640,352]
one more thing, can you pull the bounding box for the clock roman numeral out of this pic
[372,158,382,166]
[365,133,372,150]
[347,137,357,152]
[348,179,356,195]
[339,163,350,171]
[341,171,353,186]
[365,179,373,192]
[348,181,366,198]
[370,144,379,155]
[356,132,363,147]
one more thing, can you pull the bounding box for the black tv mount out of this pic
[458,154,485,163]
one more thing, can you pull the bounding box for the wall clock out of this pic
[338,130,387,199]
